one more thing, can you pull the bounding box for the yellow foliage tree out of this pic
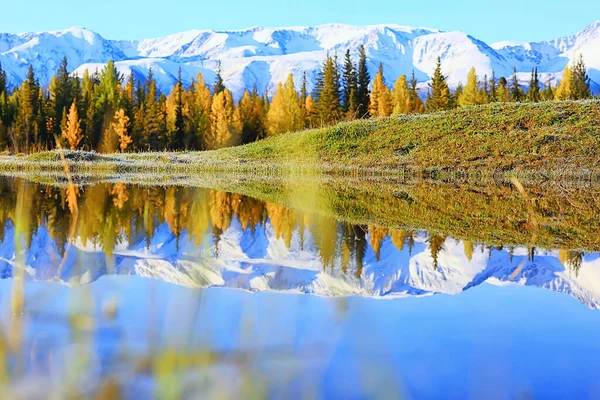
[111,108,132,152]
[391,75,410,115]
[369,66,392,117]
[207,89,241,149]
[554,65,572,100]
[61,101,83,150]
[458,67,479,107]
[305,94,316,127]
[267,74,303,135]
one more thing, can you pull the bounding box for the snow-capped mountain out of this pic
[0,22,599,98]
[1,216,599,310]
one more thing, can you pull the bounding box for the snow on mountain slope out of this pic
[0,217,599,309]
[0,21,598,98]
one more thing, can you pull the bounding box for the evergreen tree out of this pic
[570,54,591,100]
[408,70,424,113]
[356,45,370,118]
[143,69,166,150]
[169,68,185,149]
[476,74,489,104]
[489,70,497,102]
[49,57,74,141]
[213,61,226,95]
[341,49,358,115]
[541,81,555,101]
[496,77,510,102]
[95,60,122,152]
[526,67,541,102]
[0,63,7,97]
[314,53,342,125]
[510,67,523,102]
[239,89,265,144]
[427,57,451,111]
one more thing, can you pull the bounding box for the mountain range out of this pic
[0,21,599,98]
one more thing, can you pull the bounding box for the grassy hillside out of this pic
[2,100,600,178]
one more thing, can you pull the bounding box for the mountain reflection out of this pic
[0,178,596,308]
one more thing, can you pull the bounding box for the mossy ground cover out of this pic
[0,100,598,180]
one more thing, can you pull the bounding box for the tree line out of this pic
[0,50,595,153]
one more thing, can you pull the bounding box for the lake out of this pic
[0,176,599,399]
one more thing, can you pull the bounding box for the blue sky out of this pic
[2,0,599,43]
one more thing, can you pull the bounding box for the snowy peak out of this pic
[0,21,599,97]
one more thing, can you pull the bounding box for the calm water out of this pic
[0,177,599,399]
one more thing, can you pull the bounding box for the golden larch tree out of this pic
[554,65,572,100]
[391,75,410,115]
[61,101,83,150]
[111,108,132,152]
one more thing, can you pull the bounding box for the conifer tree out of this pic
[427,57,451,111]
[570,54,591,100]
[391,74,410,115]
[0,63,6,97]
[356,45,370,118]
[541,81,555,101]
[555,65,572,100]
[61,101,83,150]
[169,68,185,149]
[510,67,523,102]
[369,63,392,117]
[489,70,497,102]
[239,89,265,144]
[143,69,166,150]
[305,94,316,127]
[49,57,74,141]
[111,108,131,152]
[267,74,303,135]
[13,66,42,152]
[526,67,541,102]
[95,60,122,152]
[207,89,240,149]
[476,74,489,104]
[408,70,424,113]
[458,67,478,107]
[314,53,342,125]
[213,61,226,95]
[342,49,358,115]
[496,77,510,102]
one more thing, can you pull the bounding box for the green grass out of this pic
[1,100,600,179]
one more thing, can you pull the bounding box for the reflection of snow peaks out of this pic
[1,219,599,309]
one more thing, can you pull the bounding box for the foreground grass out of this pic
[1,100,600,180]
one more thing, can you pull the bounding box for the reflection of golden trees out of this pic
[463,241,473,262]
[266,202,296,248]
[209,191,233,232]
[368,226,388,262]
[428,234,446,271]
[560,249,584,277]
[3,179,592,282]
[111,183,129,210]
[391,230,407,251]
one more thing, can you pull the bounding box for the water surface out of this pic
[0,177,599,399]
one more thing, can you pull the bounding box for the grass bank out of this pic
[1,100,599,180]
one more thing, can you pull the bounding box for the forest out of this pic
[0,47,595,154]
